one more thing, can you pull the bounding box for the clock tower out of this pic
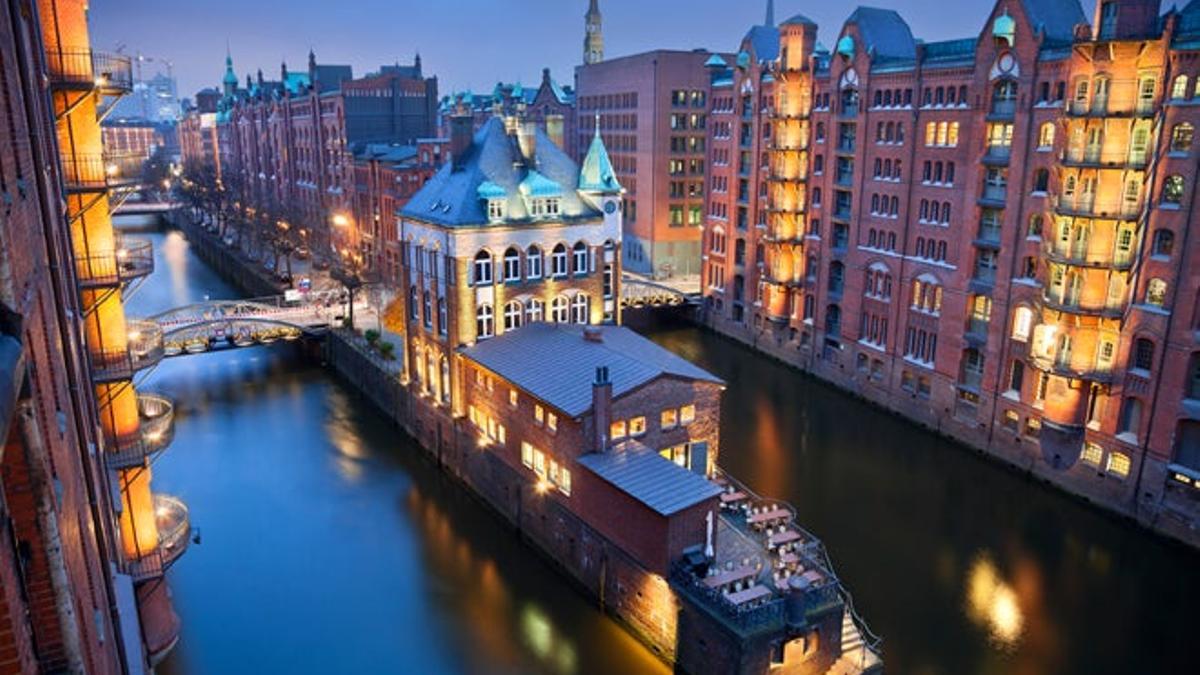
[584,0,604,65]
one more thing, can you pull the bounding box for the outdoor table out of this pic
[704,565,756,590]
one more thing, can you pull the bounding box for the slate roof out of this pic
[400,117,601,227]
[845,6,917,65]
[1177,0,1200,43]
[579,125,622,193]
[921,38,979,68]
[460,323,724,418]
[782,13,817,27]
[743,25,781,62]
[1019,0,1087,47]
[578,441,723,517]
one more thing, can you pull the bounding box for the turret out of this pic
[222,48,238,96]
[584,0,604,65]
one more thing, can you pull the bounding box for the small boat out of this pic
[233,334,254,348]
[184,340,207,354]
[163,343,183,357]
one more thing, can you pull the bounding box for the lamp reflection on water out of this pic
[966,553,1024,649]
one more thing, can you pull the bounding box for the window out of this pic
[526,299,544,323]
[572,241,588,274]
[551,243,569,277]
[1152,229,1175,257]
[549,459,571,496]
[527,245,543,279]
[438,298,447,335]
[476,304,494,338]
[504,301,523,331]
[1145,278,1167,306]
[610,420,627,440]
[534,404,544,425]
[1033,168,1049,193]
[422,291,433,328]
[1172,74,1189,100]
[1188,353,1200,400]
[473,250,493,285]
[629,416,647,436]
[488,199,505,221]
[1038,122,1055,149]
[1106,452,1131,479]
[504,247,521,282]
[551,296,569,323]
[1012,306,1034,341]
[1082,442,1104,467]
[661,408,678,430]
[547,413,558,433]
[1171,123,1194,153]
[521,442,535,468]
[1132,337,1154,371]
[680,404,696,425]
[509,389,519,407]
[1119,397,1143,436]
[571,294,589,324]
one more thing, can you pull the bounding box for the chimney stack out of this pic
[517,119,538,163]
[449,112,473,170]
[583,325,603,342]
[592,366,613,452]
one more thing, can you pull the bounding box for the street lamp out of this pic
[330,212,366,330]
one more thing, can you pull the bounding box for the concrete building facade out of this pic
[702,0,1200,548]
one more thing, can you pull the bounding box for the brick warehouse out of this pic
[702,0,1200,547]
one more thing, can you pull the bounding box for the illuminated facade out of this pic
[703,0,1200,547]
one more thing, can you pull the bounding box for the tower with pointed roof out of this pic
[584,0,604,65]
[222,48,238,97]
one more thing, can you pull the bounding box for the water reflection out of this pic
[965,554,1024,649]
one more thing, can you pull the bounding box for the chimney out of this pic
[517,119,538,162]
[583,325,603,342]
[546,114,565,150]
[449,113,473,170]
[592,366,613,452]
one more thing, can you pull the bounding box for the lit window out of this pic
[629,416,647,436]
[572,241,589,274]
[547,413,558,433]
[473,250,493,285]
[680,404,696,425]
[1145,278,1168,307]
[1106,451,1131,478]
[534,404,544,425]
[521,442,534,468]
[610,420,627,440]
[1172,74,1189,100]
[1082,442,1103,467]
[1012,307,1033,342]
[476,304,494,338]
[509,389,518,408]
[661,409,679,430]
[533,449,547,477]
[488,199,505,221]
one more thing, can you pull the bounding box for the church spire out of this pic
[222,43,238,96]
[584,0,604,66]
[766,0,775,26]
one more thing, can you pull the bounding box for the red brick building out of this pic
[576,50,718,278]
[703,0,1200,548]
[101,118,164,162]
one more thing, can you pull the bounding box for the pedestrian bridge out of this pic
[620,277,697,309]
[149,291,349,357]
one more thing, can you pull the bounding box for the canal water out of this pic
[125,222,1197,674]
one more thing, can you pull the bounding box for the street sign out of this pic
[298,277,312,292]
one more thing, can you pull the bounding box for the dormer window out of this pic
[487,199,506,222]
[529,197,561,218]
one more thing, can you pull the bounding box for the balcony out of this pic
[1028,352,1116,383]
[75,236,154,289]
[958,367,984,391]
[92,320,164,383]
[974,223,1003,249]
[964,318,990,345]
[835,140,856,155]
[45,49,133,94]
[126,494,191,582]
[1066,97,1157,118]
[106,393,176,469]
[988,99,1017,120]
[1042,239,1136,270]
[1061,147,1149,170]
[61,151,146,192]
[982,145,1011,165]
[971,266,998,291]
[978,185,1007,207]
[1052,195,1143,220]
[1041,294,1126,318]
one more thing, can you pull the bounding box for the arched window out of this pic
[825,304,842,336]
[503,247,521,282]
[526,298,544,323]
[527,245,544,279]
[1038,122,1055,149]
[1172,74,1189,100]
[422,291,432,328]
[551,243,569,277]
[473,250,493,285]
[551,296,569,323]
[571,294,590,324]
[1012,306,1034,341]
[1131,337,1155,371]
[440,358,451,404]
[941,202,951,224]
[1033,168,1049,193]
[1152,229,1175,256]
[1146,278,1168,306]
[504,300,523,330]
[1171,123,1194,153]
[1028,214,1044,237]
[828,261,844,295]
[1162,175,1185,204]
[572,241,589,274]
[476,303,494,338]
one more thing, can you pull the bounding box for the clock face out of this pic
[998,53,1015,73]
[604,200,617,214]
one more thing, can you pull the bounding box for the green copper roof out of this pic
[836,34,856,58]
[518,170,563,198]
[476,181,507,200]
[993,11,1016,46]
[579,125,621,194]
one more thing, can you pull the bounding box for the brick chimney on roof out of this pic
[449,106,473,171]
[592,365,613,452]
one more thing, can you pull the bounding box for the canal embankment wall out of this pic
[159,209,790,674]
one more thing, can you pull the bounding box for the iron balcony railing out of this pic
[1042,239,1136,270]
[126,494,191,582]
[91,320,164,383]
[1061,147,1149,169]
[1066,96,1157,117]
[1052,195,1143,220]
[105,393,176,469]
[61,151,146,192]
[75,235,154,289]
[1028,352,1116,383]
[44,48,133,93]
[1041,293,1126,318]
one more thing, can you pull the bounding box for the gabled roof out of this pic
[1017,0,1087,47]
[400,117,600,227]
[743,25,781,62]
[578,441,723,516]
[845,6,917,64]
[519,170,563,198]
[782,13,817,27]
[461,323,723,419]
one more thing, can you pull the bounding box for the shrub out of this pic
[364,329,380,344]
[378,341,396,360]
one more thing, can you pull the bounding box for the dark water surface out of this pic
[126,222,1197,675]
